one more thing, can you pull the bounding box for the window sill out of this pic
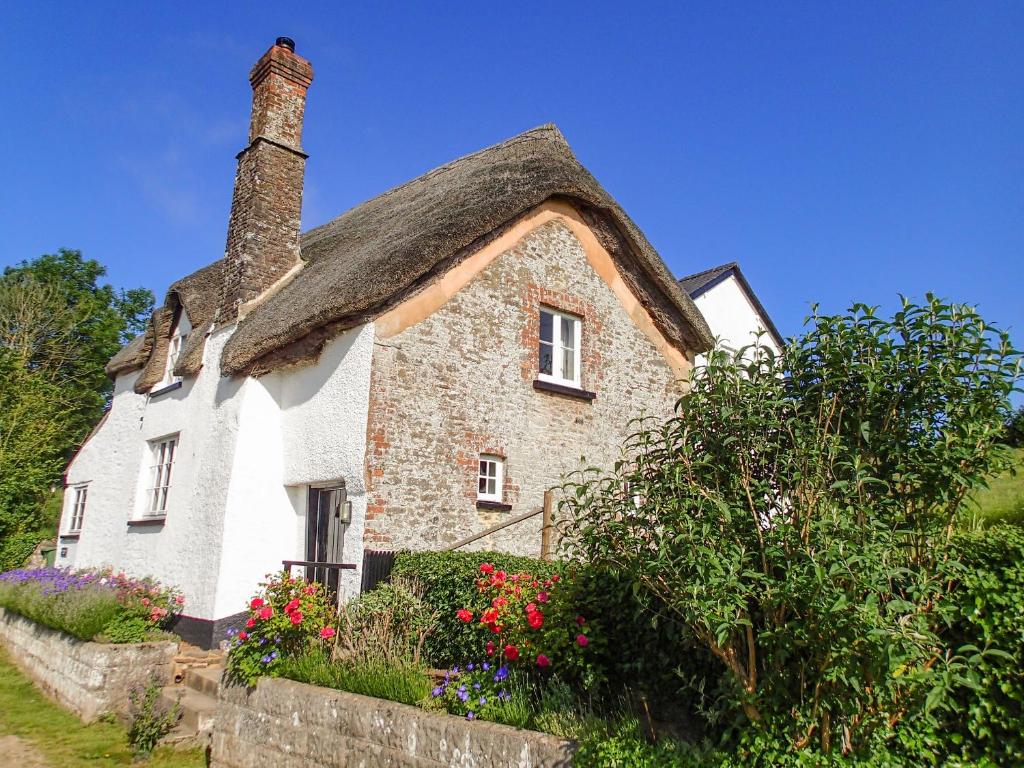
[476,500,513,512]
[127,517,167,528]
[59,532,81,540]
[149,381,183,399]
[532,379,596,401]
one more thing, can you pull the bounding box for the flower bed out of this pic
[0,567,183,642]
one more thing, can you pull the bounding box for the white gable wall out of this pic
[691,274,781,363]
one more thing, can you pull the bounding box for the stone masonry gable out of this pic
[363,208,688,555]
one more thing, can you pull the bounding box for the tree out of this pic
[560,296,1021,758]
[0,249,154,569]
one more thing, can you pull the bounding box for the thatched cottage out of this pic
[57,39,778,647]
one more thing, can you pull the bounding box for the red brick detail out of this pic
[518,283,604,392]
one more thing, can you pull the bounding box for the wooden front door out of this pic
[305,484,348,596]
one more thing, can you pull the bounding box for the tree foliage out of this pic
[0,249,153,568]
[559,296,1021,759]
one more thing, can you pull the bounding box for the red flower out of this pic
[481,607,499,624]
[245,618,255,628]
[537,591,549,603]
[320,626,336,639]
[504,644,519,661]
[575,615,586,626]
[290,611,303,625]
[250,597,264,610]
[486,641,495,656]
[536,654,550,667]
[489,623,503,634]
[551,574,560,583]
[456,609,474,623]
[285,598,301,613]
[525,602,537,614]
[480,563,495,575]
[238,631,248,640]
[258,606,273,620]
[527,611,544,630]
[494,570,507,583]
[576,634,589,647]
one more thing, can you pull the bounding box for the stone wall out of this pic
[212,676,575,768]
[0,608,178,722]
[364,213,688,555]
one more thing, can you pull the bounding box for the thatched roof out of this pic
[109,124,714,380]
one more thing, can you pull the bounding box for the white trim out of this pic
[477,454,504,503]
[144,434,178,517]
[537,307,582,387]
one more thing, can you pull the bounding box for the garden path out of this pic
[0,734,51,767]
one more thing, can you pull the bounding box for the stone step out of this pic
[184,665,223,698]
[160,686,218,736]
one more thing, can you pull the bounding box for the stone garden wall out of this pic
[212,676,576,768]
[0,607,178,722]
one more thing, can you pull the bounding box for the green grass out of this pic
[964,448,1024,528]
[0,646,204,768]
[278,649,433,706]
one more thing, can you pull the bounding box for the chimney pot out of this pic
[275,36,295,52]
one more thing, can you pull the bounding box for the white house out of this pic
[57,39,779,647]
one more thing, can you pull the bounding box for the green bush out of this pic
[935,525,1024,765]
[126,678,181,757]
[391,550,561,667]
[560,298,1021,756]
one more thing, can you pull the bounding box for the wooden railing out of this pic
[445,490,556,559]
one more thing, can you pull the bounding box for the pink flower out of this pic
[290,611,303,625]
[576,634,589,648]
[486,641,495,656]
[141,598,151,606]
[250,597,264,610]
[258,606,273,621]
[575,615,586,626]
[525,602,537,614]
[320,626,336,639]
[175,595,185,605]
[245,618,256,628]
[536,654,550,667]
[527,611,544,630]
[536,591,549,603]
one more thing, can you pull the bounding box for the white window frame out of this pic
[538,307,582,387]
[69,485,88,532]
[146,435,178,517]
[155,312,191,390]
[477,455,504,503]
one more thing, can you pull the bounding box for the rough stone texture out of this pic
[219,41,313,319]
[211,676,575,768]
[363,218,685,554]
[0,608,178,722]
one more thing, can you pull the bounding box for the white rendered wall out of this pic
[691,275,781,364]
[212,323,375,617]
[61,321,375,622]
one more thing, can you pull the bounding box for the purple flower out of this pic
[478,696,487,706]
[482,662,490,671]
[466,711,475,721]
[431,686,444,698]
[494,665,508,682]
[466,663,474,671]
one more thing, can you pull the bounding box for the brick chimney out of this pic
[219,37,313,320]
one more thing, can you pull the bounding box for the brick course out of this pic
[363,217,687,555]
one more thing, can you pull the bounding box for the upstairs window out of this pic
[477,455,504,503]
[147,435,178,517]
[69,485,88,532]
[538,308,581,387]
[156,311,191,390]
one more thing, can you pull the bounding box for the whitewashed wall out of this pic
[60,322,375,624]
[691,275,781,364]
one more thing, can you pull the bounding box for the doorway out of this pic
[305,483,349,597]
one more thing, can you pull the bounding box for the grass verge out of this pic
[965,448,1024,528]
[0,646,204,768]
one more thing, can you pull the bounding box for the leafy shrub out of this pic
[126,678,181,757]
[337,577,435,663]
[278,648,433,706]
[0,567,183,641]
[929,525,1024,765]
[560,298,1021,757]
[225,572,337,686]
[391,550,560,667]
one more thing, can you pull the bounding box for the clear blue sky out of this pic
[2,3,1021,355]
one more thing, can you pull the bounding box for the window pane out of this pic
[539,311,553,343]
[562,346,575,381]
[561,317,575,350]
[479,476,488,494]
[487,478,496,495]
[538,342,553,376]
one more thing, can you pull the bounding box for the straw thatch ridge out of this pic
[107,124,714,381]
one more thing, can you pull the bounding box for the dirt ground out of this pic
[0,734,51,767]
